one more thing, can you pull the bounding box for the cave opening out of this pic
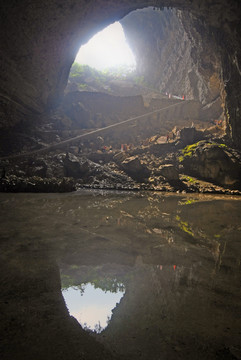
[63,6,224,152]
[75,21,136,71]
[66,6,224,114]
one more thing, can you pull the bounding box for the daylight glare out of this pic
[75,22,136,70]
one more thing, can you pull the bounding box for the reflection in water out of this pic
[62,284,124,332]
[0,191,241,359]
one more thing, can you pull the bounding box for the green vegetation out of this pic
[103,64,136,78]
[68,62,153,91]
[134,75,145,85]
[179,198,197,206]
[77,83,87,90]
[62,276,125,293]
[178,155,185,163]
[176,215,194,236]
[69,63,135,82]
[61,274,76,289]
[213,142,227,148]
[178,141,227,163]
[178,142,199,163]
[61,266,126,293]
[182,175,197,184]
[69,63,109,88]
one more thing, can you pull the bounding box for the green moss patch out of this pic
[178,141,227,163]
[179,199,198,206]
[182,175,197,183]
[178,142,200,162]
[176,215,194,236]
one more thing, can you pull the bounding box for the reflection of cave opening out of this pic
[62,283,125,333]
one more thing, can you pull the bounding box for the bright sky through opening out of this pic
[75,22,136,70]
[62,284,124,332]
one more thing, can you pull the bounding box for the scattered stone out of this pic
[63,153,91,178]
[118,156,151,182]
[1,103,241,196]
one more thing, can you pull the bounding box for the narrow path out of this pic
[0,99,188,161]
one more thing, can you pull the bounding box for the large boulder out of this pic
[116,155,150,182]
[178,127,205,147]
[180,141,241,187]
[63,153,91,178]
[63,152,132,187]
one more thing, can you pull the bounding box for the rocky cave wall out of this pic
[0,0,241,147]
[121,8,222,106]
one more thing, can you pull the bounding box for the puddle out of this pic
[1,191,241,359]
[62,283,124,332]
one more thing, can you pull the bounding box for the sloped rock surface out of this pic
[180,141,241,187]
[121,8,222,107]
[114,154,151,182]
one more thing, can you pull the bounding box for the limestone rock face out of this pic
[63,91,145,128]
[0,0,241,148]
[63,97,91,129]
[156,164,179,181]
[121,8,222,106]
[121,4,241,147]
[178,127,205,148]
[181,142,241,187]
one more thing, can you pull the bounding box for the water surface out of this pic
[62,284,124,332]
[0,190,241,360]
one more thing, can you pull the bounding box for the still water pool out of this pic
[0,190,241,360]
[62,284,124,332]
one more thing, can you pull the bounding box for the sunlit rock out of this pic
[180,141,241,187]
[157,164,179,181]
